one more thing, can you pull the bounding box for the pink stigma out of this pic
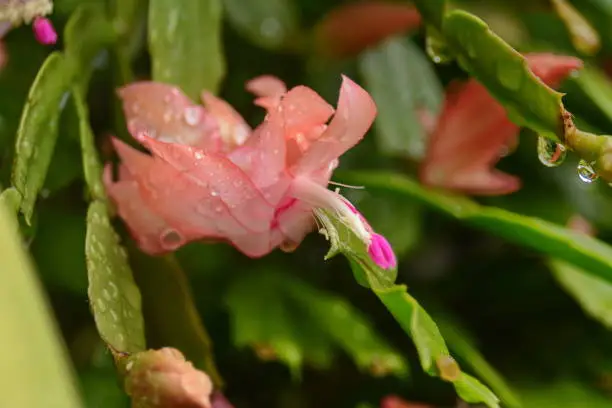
[33,17,57,45]
[367,233,397,270]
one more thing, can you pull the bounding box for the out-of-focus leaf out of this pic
[0,198,83,407]
[85,201,146,355]
[551,0,600,55]
[517,380,612,407]
[222,0,300,51]
[437,318,522,408]
[128,248,223,388]
[442,11,565,141]
[0,187,21,213]
[315,209,499,407]
[345,189,421,258]
[565,65,612,131]
[359,36,443,159]
[412,0,446,30]
[11,52,71,223]
[550,259,612,329]
[149,0,225,98]
[340,171,612,286]
[225,270,408,378]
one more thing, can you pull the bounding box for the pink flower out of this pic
[420,53,583,195]
[105,75,397,268]
[32,17,57,45]
[314,1,421,58]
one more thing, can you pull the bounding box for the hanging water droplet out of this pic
[537,136,567,167]
[425,27,452,64]
[577,159,598,183]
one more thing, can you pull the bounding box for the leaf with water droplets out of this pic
[442,11,565,141]
[86,201,146,354]
[358,36,443,160]
[127,248,223,387]
[11,52,71,224]
[340,170,612,287]
[225,270,408,378]
[372,284,499,407]
[222,0,300,51]
[148,0,225,98]
[0,197,84,408]
[550,259,612,329]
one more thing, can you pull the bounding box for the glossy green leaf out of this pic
[222,0,300,50]
[316,208,499,407]
[0,198,83,407]
[149,0,225,98]
[340,171,612,286]
[226,270,408,378]
[550,259,612,329]
[359,36,443,160]
[85,201,146,354]
[128,249,223,387]
[12,52,71,224]
[411,0,446,30]
[437,318,522,408]
[74,89,106,201]
[442,10,564,141]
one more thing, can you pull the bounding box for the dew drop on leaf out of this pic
[425,27,452,64]
[577,159,598,183]
[537,136,567,167]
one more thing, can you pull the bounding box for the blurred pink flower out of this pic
[420,53,583,195]
[381,395,432,408]
[32,16,57,44]
[0,0,57,45]
[314,1,421,57]
[106,75,396,268]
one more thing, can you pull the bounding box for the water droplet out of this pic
[577,159,599,183]
[211,190,219,197]
[436,356,460,381]
[160,229,184,250]
[537,136,567,167]
[425,27,452,64]
[108,282,119,297]
[279,240,298,253]
[183,107,201,126]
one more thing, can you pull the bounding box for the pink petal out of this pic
[229,229,285,258]
[245,75,287,98]
[526,53,583,88]
[201,91,252,148]
[118,82,220,150]
[32,17,57,45]
[134,134,275,233]
[104,166,172,255]
[295,75,377,174]
[367,233,397,269]
[280,85,335,135]
[315,1,422,57]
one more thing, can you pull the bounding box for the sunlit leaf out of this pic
[128,248,223,387]
[85,201,146,354]
[12,52,71,224]
[149,0,225,98]
[226,270,408,378]
[359,36,443,159]
[550,259,612,329]
[222,0,300,51]
[340,171,612,286]
[0,198,83,407]
[442,11,565,141]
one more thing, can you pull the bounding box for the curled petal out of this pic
[201,91,252,148]
[246,75,287,98]
[119,82,220,150]
[135,134,275,233]
[295,75,376,174]
[280,86,335,135]
[315,1,421,57]
[526,53,583,88]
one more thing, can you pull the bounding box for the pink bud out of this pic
[32,17,57,45]
[368,233,397,269]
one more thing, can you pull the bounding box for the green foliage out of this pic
[148,0,225,98]
[226,270,408,378]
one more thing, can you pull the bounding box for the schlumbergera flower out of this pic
[105,75,397,269]
[0,0,57,45]
[419,53,583,195]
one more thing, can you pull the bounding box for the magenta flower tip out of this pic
[367,233,397,270]
[33,17,57,45]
